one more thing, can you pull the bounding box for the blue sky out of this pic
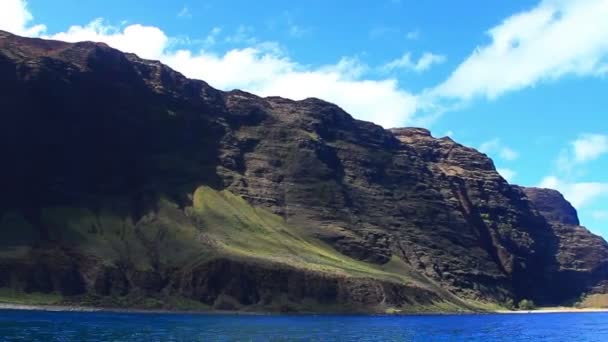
[2,0,608,237]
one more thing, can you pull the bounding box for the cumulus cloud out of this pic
[572,133,608,163]
[382,52,446,73]
[479,139,500,154]
[552,133,608,175]
[433,0,608,100]
[0,0,45,36]
[539,176,608,208]
[538,134,608,228]
[46,19,169,60]
[479,138,519,161]
[166,50,417,127]
[499,147,519,161]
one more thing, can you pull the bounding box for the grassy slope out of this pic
[191,187,425,284]
[0,288,62,305]
[0,186,488,312]
[580,294,608,308]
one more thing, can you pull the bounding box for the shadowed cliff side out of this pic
[522,187,608,301]
[0,30,606,311]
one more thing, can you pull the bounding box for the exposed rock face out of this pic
[172,258,443,311]
[522,187,608,298]
[0,30,606,311]
[524,188,580,226]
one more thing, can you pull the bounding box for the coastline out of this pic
[2,303,608,316]
[0,303,263,316]
[496,307,608,314]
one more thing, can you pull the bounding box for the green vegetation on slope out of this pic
[0,288,62,306]
[0,186,482,312]
[190,186,426,286]
[1,186,433,284]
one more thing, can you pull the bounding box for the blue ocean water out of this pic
[0,309,607,341]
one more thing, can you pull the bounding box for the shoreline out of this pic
[0,303,263,316]
[496,307,608,314]
[1,303,608,316]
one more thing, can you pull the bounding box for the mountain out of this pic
[0,30,606,313]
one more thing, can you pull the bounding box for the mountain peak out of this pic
[522,187,580,226]
[390,127,432,137]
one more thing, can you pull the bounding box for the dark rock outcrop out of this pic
[172,258,442,311]
[0,30,606,311]
[522,187,608,300]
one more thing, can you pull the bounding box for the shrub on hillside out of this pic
[518,299,536,310]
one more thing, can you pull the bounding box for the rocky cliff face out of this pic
[0,30,606,312]
[522,188,608,297]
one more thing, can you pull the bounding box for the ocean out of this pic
[0,309,607,341]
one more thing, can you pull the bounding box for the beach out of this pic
[2,303,608,315]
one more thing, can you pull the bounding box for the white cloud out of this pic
[46,19,169,60]
[539,176,608,208]
[479,138,500,154]
[0,0,45,36]
[497,168,517,182]
[165,50,418,127]
[433,0,608,100]
[538,135,608,229]
[499,146,519,161]
[382,52,446,73]
[572,133,608,163]
[416,53,446,72]
[479,138,519,161]
[552,133,608,175]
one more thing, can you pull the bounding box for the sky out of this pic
[1,0,608,237]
